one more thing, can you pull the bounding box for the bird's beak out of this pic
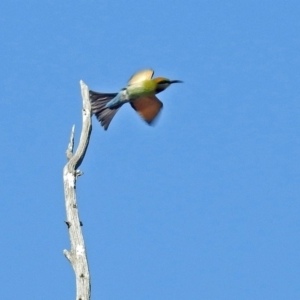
[170,80,183,84]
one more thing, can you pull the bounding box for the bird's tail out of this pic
[89,90,119,130]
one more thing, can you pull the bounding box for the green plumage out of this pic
[126,80,157,99]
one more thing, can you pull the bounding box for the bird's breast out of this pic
[126,80,156,100]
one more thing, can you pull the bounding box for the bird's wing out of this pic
[130,95,163,124]
[128,69,154,85]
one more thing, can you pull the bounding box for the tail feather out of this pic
[89,90,120,130]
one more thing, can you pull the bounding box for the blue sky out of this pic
[1,1,299,299]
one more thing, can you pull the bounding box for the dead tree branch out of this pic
[63,81,92,300]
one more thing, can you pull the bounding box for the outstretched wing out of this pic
[130,95,163,124]
[89,90,120,130]
[128,69,154,85]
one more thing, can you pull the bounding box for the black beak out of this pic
[170,80,183,84]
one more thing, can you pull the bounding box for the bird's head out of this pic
[153,77,183,94]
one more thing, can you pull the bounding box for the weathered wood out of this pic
[63,81,92,300]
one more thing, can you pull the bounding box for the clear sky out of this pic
[1,1,299,299]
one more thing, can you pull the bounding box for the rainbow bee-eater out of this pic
[89,69,182,130]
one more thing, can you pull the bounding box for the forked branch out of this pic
[63,81,92,300]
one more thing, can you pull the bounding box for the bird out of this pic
[89,69,182,130]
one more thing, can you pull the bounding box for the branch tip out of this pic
[64,221,71,228]
[66,125,75,160]
[76,170,83,177]
[63,249,72,262]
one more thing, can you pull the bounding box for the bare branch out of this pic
[66,125,75,160]
[63,81,92,300]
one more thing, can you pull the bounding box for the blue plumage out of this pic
[105,93,124,109]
